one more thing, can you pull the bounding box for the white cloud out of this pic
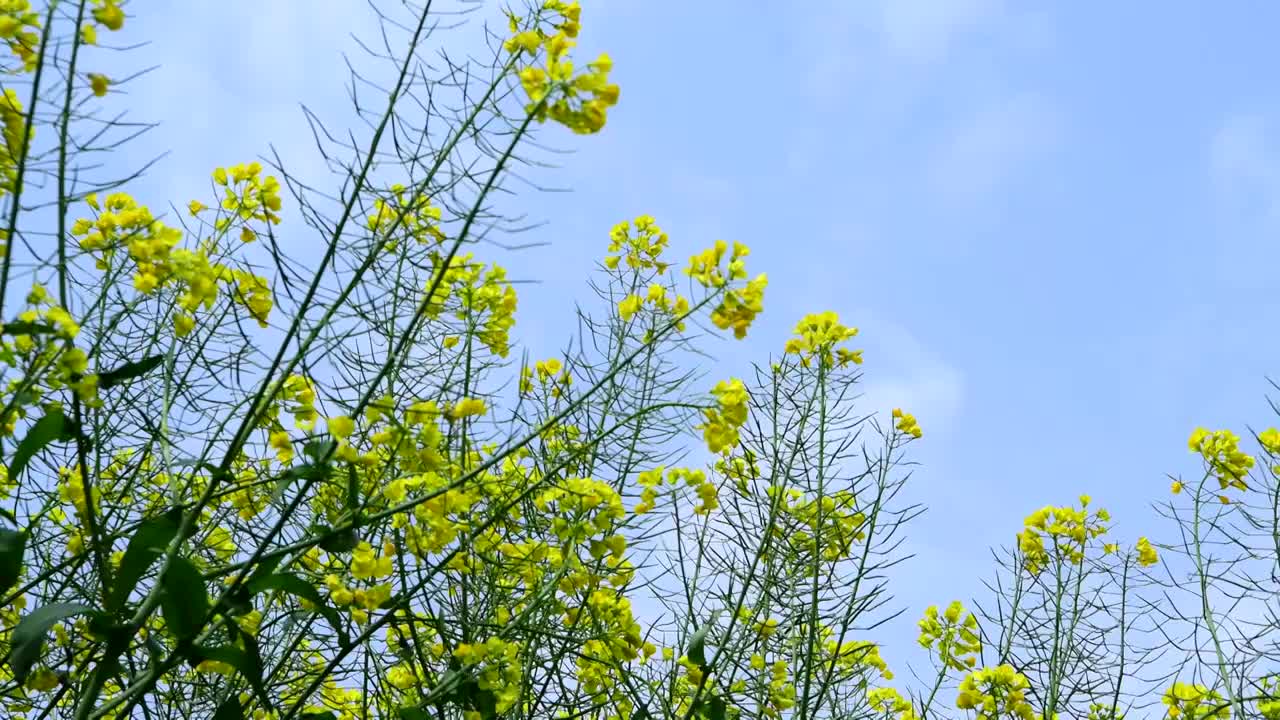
[855,314,965,433]
[929,93,1060,209]
[877,0,1003,63]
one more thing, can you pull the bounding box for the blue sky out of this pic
[116,1,1280,675]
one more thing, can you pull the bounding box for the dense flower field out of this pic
[0,2,1277,720]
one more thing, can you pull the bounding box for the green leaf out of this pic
[0,321,55,336]
[192,643,270,706]
[97,354,166,390]
[302,437,335,465]
[247,571,320,603]
[143,632,166,669]
[7,603,96,682]
[234,627,271,707]
[246,554,284,585]
[345,464,360,511]
[687,617,715,669]
[271,463,329,503]
[707,696,727,720]
[10,410,77,483]
[249,572,350,647]
[467,681,498,720]
[301,713,339,720]
[160,556,208,641]
[218,554,283,618]
[0,529,25,596]
[109,513,181,613]
[397,709,431,720]
[317,525,358,554]
[213,697,245,720]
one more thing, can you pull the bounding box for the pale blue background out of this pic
[109,1,1280,679]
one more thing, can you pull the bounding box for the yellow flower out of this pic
[350,540,394,580]
[450,397,486,420]
[1162,682,1228,720]
[618,293,643,321]
[605,216,670,273]
[26,668,59,692]
[891,408,922,439]
[269,430,293,464]
[133,272,159,294]
[384,478,407,504]
[91,0,125,31]
[59,347,88,375]
[328,415,354,439]
[505,30,541,54]
[173,313,195,338]
[1188,427,1254,492]
[1135,536,1158,567]
[697,379,748,455]
[387,664,417,690]
[1261,427,1280,455]
[786,311,859,368]
[87,73,110,97]
[956,665,1035,720]
[917,600,981,672]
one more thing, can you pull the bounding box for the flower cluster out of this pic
[1260,427,1280,456]
[1258,676,1280,719]
[1016,496,1110,574]
[770,487,866,562]
[686,240,767,339]
[520,357,572,397]
[606,215,669,272]
[0,88,29,199]
[825,638,892,679]
[568,589,647,699]
[1161,682,1229,720]
[763,657,796,717]
[918,600,981,672]
[450,397,487,420]
[1135,536,1158,567]
[89,0,125,34]
[281,374,319,430]
[350,540,395,580]
[868,687,916,720]
[785,311,861,368]
[453,637,525,713]
[675,467,717,516]
[366,182,446,248]
[893,408,922,439]
[698,378,748,455]
[509,2,619,134]
[451,258,518,358]
[201,162,284,246]
[633,466,665,515]
[0,0,40,72]
[72,189,275,332]
[1189,427,1254,494]
[534,476,627,545]
[955,665,1036,720]
[632,466,718,516]
[2,288,98,410]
